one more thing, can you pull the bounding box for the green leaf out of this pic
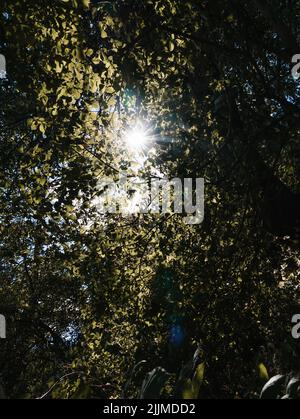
[82,0,90,8]
[258,363,269,381]
[101,30,108,39]
[169,41,175,52]
[106,86,115,94]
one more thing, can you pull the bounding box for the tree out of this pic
[0,0,299,399]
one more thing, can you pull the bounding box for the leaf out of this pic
[55,61,63,73]
[139,367,170,399]
[122,360,147,398]
[260,375,286,399]
[258,363,269,381]
[227,14,235,23]
[86,49,93,57]
[193,363,205,387]
[107,96,116,107]
[37,177,46,186]
[286,376,300,398]
[101,30,108,39]
[181,362,205,399]
[71,383,91,399]
[106,86,115,94]
[39,123,46,134]
[178,360,194,382]
[182,379,195,400]
[82,0,90,8]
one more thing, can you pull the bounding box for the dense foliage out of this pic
[0,0,300,399]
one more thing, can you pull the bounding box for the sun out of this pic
[124,122,151,152]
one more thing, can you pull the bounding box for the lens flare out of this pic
[124,122,151,151]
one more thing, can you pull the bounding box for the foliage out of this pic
[0,0,300,399]
[137,350,205,400]
[260,373,300,399]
